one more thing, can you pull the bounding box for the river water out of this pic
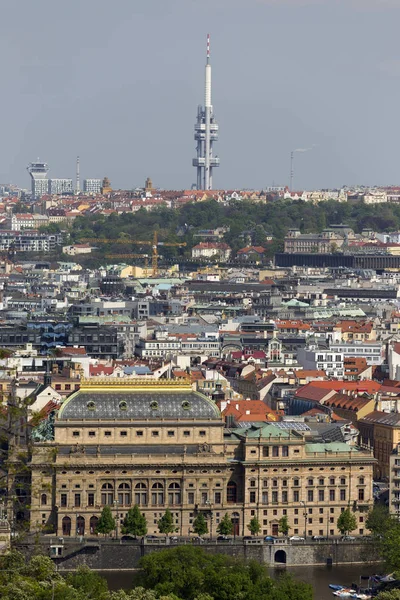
[102,564,379,600]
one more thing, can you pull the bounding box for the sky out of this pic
[1,0,400,191]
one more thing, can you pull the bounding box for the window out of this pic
[227,482,237,503]
[167,431,175,437]
[282,491,288,503]
[272,479,278,487]
[151,483,164,506]
[101,483,114,505]
[41,493,47,506]
[136,431,143,437]
[262,479,268,488]
[319,478,324,486]
[88,493,94,507]
[263,447,269,457]
[293,490,299,502]
[359,477,365,485]
[152,431,159,437]
[168,483,181,505]
[308,478,314,486]
[282,446,289,457]
[120,431,127,437]
[272,491,278,503]
[282,480,288,487]
[272,447,279,457]
[118,483,131,505]
[134,483,147,505]
[199,431,206,437]
[72,431,80,437]
[318,490,324,502]
[358,488,365,501]
[329,477,335,485]
[188,492,195,504]
[340,478,346,485]
[88,431,96,437]
[329,490,335,502]
[250,491,256,503]
[340,489,346,501]
[293,478,300,487]
[60,493,67,507]
[250,480,256,487]
[183,431,190,437]
[201,492,208,504]
[308,490,314,502]
[214,492,221,504]
[74,493,81,507]
[262,491,268,504]
[104,431,111,437]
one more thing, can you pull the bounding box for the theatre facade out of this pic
[30,379,375,538]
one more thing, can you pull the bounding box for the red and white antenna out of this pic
[207,33,210,64]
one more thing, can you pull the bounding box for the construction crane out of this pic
[82,230,186,276]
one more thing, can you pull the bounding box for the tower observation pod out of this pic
[192,34,220,190]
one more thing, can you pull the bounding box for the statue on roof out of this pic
[31,410,56,442]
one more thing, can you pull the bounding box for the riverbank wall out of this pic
[16,538,379,569]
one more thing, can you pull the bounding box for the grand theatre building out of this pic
[30,379,375,538]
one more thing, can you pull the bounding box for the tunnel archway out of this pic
[274,550,287,564]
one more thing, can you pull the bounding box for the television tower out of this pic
[192,34,220,190]
[76,156,80,195]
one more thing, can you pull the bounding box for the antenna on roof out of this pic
[207,33,210,64]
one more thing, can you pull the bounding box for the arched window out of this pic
[101,483,114,505]
[151,482,164,506]
[168,482,181,505]
[227,481,237,503]
[76,515,85,536]
[135,482,147,506]
[41,493,47,506]
[62,516,71,536]
[118,482,131,506]
[262,479,268,488]
[90,516,99,535]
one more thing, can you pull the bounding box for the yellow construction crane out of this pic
[82,230,186,276]
[105,253,149,277]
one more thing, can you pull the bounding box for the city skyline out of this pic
[1,0,400,190]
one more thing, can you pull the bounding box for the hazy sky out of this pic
[1,0,400,191]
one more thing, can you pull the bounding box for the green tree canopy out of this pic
[278,515,291,536]
[158,508,176,536]
[337,508,357,535]
[122,505,147,537]
[96,506,116,536]
[248,517,261,536]
[366,505,390,538]
[192,513,208,537]
[216,513,233,536]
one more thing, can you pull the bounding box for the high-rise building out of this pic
[192,35,220,190]
[27,161,49,199]
[83,179,102,194]
[49,179,73,195]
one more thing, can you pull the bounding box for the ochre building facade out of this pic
[30,380,375,538]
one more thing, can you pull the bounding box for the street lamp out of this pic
[114,500,119,539]
[205,500,214,541]
[300,501,307,541]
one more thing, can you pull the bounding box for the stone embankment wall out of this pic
[17,538,379,570]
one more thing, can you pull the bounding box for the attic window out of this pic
[87,401,95,410]
[150,400,159,410]
[182,401,191,410]
[119,401,127,410]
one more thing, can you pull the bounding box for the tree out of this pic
[278,515,291,536]
[96,506,116,537]
[248,516,261,536]
[378,519,400,571]
[121,505,147,537]
[192,513,208,537]
[216,513,233,536]
[366,505,390,538]
[376,592,400,600]
[337,508,357,535]
[158,508,175,536]
[65,565,109,598]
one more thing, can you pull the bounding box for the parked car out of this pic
[243,536,253,541]
[264,536,277,543]
[312,535,327,541]
[341,535,356,541]
[192,536,205,543]
[121,535,137,542]
[289,535,305,541]
[217,535,230,541]
[170,536,178,543]
[145,534,158,539]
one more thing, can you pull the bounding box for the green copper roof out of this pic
[305,442,356,453]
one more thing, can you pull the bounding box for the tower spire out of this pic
[192,35,220,190]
